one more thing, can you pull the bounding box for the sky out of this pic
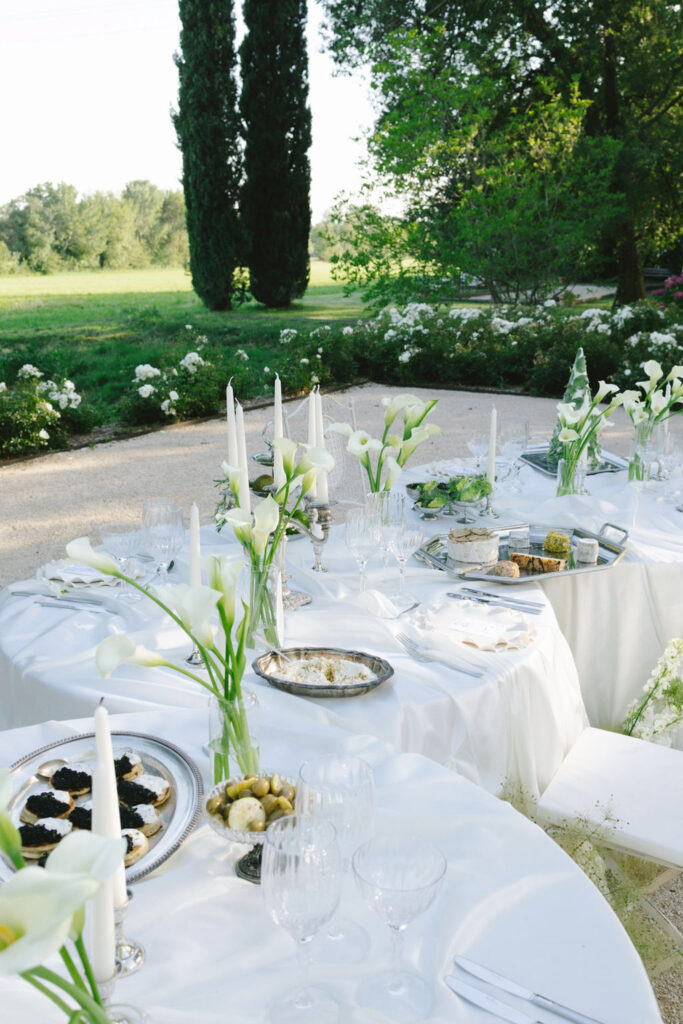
[0,1,374,222]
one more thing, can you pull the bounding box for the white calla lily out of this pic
[272,437,298,476]
[252,497,280,557]
[152,583,221,632]
[558,427,580,443]
[205,555,244,629]
[594,381,619,402]
[326,421,354,439]
[65,537,120,576]
[220,461,242,501]
[383,455,402,488]
[46,831,126,883]
[403,398,437,432]
[666,365,683,381]
[0,867,99,976]
[381,394,422,428]
[95,634,167,678]
[220,506,254,547]
[347,431,383,459]
[651,390,669,416]
[0,769,21,867]
[557,403,582,425]
[642,359,663,382]
[397,422,442,464]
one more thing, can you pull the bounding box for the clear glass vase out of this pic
[208,689,260,784]
[628,419,658,482]
[556,450,587,497]
[245,562,280,649]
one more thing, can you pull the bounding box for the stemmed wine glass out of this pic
[352,836,447,1023]
[261,816,342,1023]
[385,525,425,603]
[142,501,184,581]
[296,755,375,964]
[98,524,143,602]
[466,433,489,472]
[344,507,381,592]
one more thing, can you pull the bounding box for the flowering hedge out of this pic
[276,299,683,397]
[0,365,84,456]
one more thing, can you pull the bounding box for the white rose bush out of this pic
[328,393,441,492]
[0,364,85,457]
[0,769,125,1022]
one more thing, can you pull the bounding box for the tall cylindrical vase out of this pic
[556,449,587,497]
[245,562,280,649]
[208,689,260,784]
[628,419,658,482]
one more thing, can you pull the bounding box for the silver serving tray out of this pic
[519,446,628,477]
[3,731,203,885]
[253,647,394,698]
[415,522,628,583]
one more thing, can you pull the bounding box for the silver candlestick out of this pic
[278,533,311,610]
[302,499,336,572]
[479,493,500,519]
[185,643,203,666]
[99,972,148,1023]
[115,890,145,977]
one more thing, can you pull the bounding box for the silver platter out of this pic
[519,446,628,477]
[3,731,203,885]
[415,522,628,584]
[253,647,394,698]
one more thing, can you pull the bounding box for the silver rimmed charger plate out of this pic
[253,647,394,698]
[2,731,203,884]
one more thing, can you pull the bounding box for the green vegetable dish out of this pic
[410,475,493,509]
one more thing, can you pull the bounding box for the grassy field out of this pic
[0,263,369,422]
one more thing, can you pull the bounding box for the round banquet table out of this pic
[0,702,664,1024]
[0,521,587,800]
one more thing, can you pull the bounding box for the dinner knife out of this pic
[454,956,605,1024]
[447,592,542,616]
[460,588,544,610]
[444,975,540,1024]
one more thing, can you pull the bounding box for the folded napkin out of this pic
[414,598,535,653]
[350,589,404,619]
[36,559,146,591]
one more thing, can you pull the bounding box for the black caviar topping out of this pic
[125,833,134,854]
[119,805,144,829]
[118,779,157,805]
[36,852,49,867]
[114,754,136,779]
[26,792,69,818]
[69,806,92,830]
[52,766,91,792]
[19,823,63,846]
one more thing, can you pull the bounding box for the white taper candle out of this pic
[273,374,283,440]
[90,763,117,983]
[314,391,329,503]
[307,390,318,499]
[189,501,201,588]
[226,381,237,466]
[486,406,497,486]
[93,702,127,910]
[236,402,248,477]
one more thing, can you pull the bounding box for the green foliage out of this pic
[174,0,243,311]
[0,365,87,456]
[320,0,683,303]
[240,0,312,307]
[0,182,188,274]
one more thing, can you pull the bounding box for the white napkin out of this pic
[414,598,535,653]
[36,559,147,591]
[350,589,403,619]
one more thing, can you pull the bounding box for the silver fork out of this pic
[395,632,483,678]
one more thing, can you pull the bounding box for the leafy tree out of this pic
[174,0,242,310]
[320,0,683,302]
[240,0,312,307]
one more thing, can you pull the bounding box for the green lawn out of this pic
[0,263,369,427]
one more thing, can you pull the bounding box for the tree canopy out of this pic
[320,0,683,302]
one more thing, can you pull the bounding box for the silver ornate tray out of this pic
[415,522,628,583]
[3,731,203,884]
[253,647,394,698]
[519,446,628,477]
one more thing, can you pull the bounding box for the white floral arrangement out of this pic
[328,393,441,492]
[622,638,683,745]
[620,359,683,427]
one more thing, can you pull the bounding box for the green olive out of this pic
[247,819,266,833]
[206,795,222,815]
[251,777,270,798]
[269,773,283,796]
[277,796,293,812]
[280,782,295,804]
[266,808,285,824]
[260,794,278,815]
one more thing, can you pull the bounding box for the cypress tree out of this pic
[240,0,312,307]
[174,0,242,311]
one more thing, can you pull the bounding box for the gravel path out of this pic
[1,382,680,1019]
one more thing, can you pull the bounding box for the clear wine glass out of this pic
[344,508,381,592]
[296,756,375,965]
[142,501,184,581]
[498,417,529,490]
[366,491,406,570]
[466,433,489,472]
[98,524,143,602]
[262,816,342,1024]
[353,836,447,1023]
[385,525,425,601]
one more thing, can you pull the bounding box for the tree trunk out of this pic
[615,221,645,304]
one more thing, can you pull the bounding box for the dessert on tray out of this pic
[447,527,499,564]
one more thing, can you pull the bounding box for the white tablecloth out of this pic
[0,704,663,1024]
[404,460,683,730]
[0,523,586,799]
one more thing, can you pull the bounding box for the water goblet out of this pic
[142,500,184,581]
[352,835,447,1023]
[366,491,406,571]
[344,507,381,592]
[466,433,489,472]
[262,816,342,1024]
[498,417,529,490]
[385,525,425,603]
[296,756,375,964]
[99,524,144,601]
